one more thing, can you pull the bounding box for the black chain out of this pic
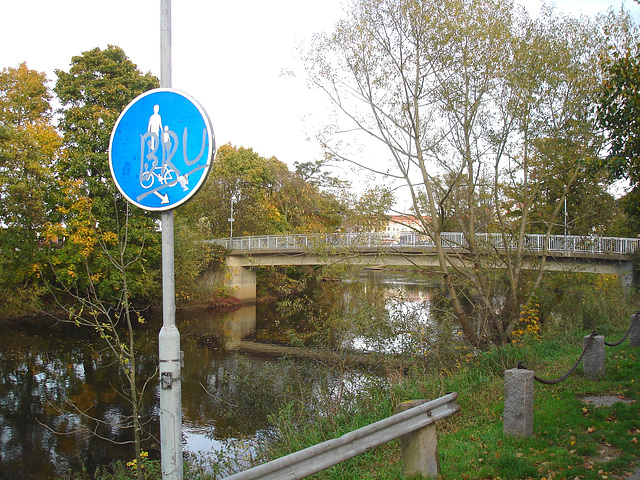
[604,314,637,347]
[519,331,597,385]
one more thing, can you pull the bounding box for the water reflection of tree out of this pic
[0,321,160,477]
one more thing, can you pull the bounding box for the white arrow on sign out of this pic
[154,191,170,204]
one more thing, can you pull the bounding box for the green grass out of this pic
[433,327,639,480]
[438,336,639,479]
[439,346,639,479]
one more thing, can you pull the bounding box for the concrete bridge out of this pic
[208,232,639,303]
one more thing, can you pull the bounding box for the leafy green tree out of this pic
[491,8,626,252]
[184,143,280,238]
[47,46,160,467]
[0,63,60,317]
[525,159,622,236]
[294,158,351,193]
[275,163,345,233]
[598,23,640,234]
[53,45,161,299]
[305,0,618,345]
[183,144,342,238]
[342,186,395,233]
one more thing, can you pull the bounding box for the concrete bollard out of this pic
[583,335,605,380]
[630,313,640,348]
[503,368,534,438]
[397,400,440,478]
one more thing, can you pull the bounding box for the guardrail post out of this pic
[583,335,605,380]
[503,368,534,438]
[630,313,640,347]
[396,400,440,478]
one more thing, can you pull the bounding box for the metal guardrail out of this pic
[224,392,460,480]
[210,232,639,256]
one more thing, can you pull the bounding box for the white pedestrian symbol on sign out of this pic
[147,104,163,149]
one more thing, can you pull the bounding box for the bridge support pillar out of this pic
[617,260,634,288]
[225,257,256,303]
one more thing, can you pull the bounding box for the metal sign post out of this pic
[160,1,179,473]
[159,210,182,479]
[107,2,215,478]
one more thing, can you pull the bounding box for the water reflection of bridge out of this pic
[208,232,639,303]
[202,303,398,367]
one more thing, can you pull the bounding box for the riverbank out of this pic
[48,309,639,479]
[37,270,636,479]
[263,313,640,479]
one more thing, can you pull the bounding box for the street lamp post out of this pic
[228,195,235,239]
[564,196,568,250]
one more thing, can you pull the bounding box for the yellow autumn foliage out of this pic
[512,303,542,344]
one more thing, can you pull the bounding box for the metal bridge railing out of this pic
[209,232,639,256]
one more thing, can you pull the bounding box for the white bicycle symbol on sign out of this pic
[140,129,180,189]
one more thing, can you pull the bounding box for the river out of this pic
[0,269,440,479]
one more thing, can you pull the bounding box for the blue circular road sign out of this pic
[109,88,215,211]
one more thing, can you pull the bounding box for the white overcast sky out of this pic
[2,0,639,175]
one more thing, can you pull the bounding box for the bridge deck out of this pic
[217,233,638,300]
[211,232,637,276]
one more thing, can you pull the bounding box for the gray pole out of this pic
[564,197,567,240]
[159,1,183,478]
[229,195,234,238]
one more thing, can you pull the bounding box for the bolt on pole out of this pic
[159,0,183,478]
